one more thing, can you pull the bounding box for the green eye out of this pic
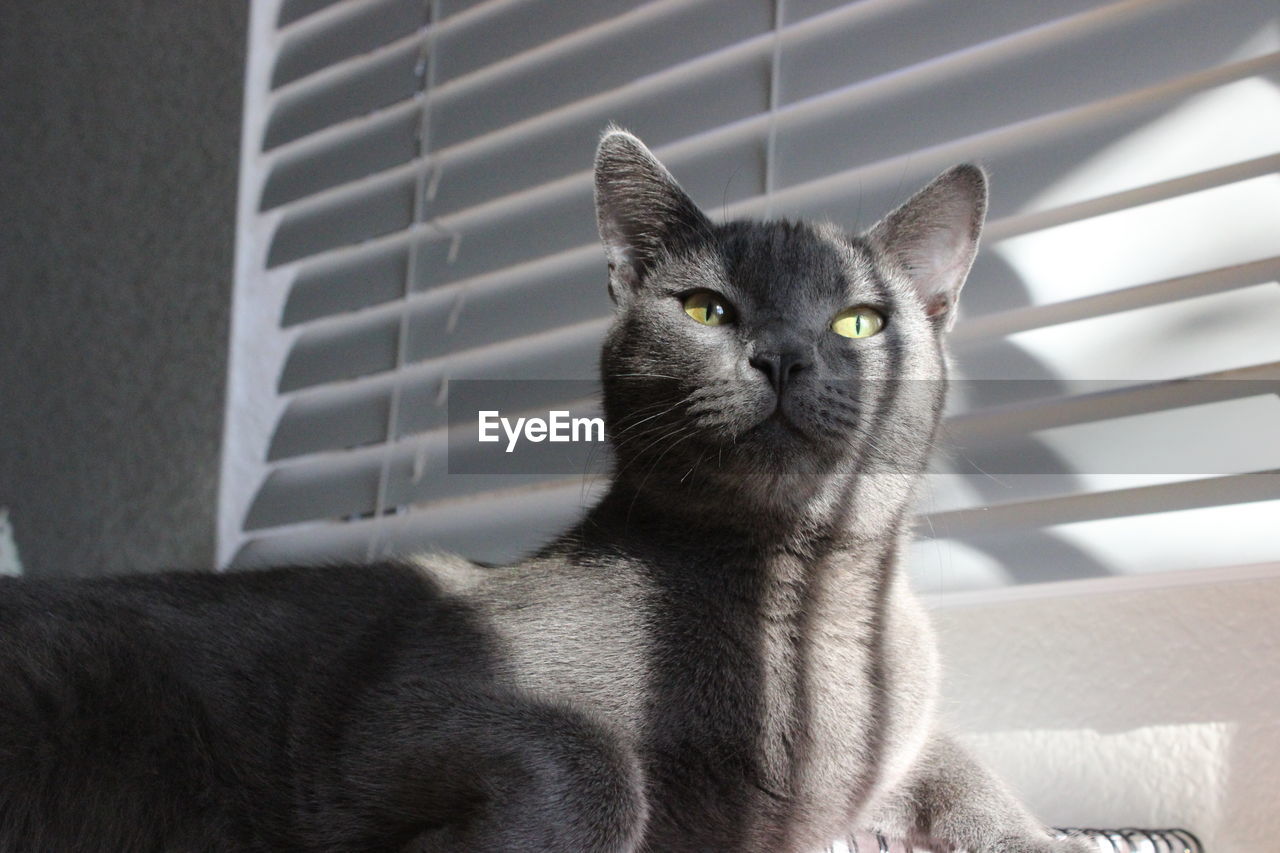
[831,306,885,339]
[682,291,731,326]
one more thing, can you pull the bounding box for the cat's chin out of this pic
[752,408,807,440]
[738,406,848,459]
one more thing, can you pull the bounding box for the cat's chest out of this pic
[647,555,889,841]
[757,556,883,784]
[752,555,934,847]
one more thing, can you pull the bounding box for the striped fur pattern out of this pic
[0,131,1089,852]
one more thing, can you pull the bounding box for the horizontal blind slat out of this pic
[921,471,1280,537]
[263,35,424,150]
[909,505,1280,590]
[272,0,425,88]
[944,363,1280,442]
[984,154,1280,243]
[433,0,650,86]
[261,102,422,211]
[953,284,1280,387]
[951,256,1280,343]
[232,479,603,568]
[277,0,348,28]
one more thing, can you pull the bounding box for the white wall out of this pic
[0,1,245,577]
[930,565,1280,852]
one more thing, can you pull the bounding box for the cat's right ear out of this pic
[594,128,712,305]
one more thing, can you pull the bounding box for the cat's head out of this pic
[593,129,986,528]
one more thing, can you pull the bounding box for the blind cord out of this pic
[369,0,441,562]
[763,0,786,220]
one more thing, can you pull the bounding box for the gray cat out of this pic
[0,130,1090,853]
[422,130,1090,852]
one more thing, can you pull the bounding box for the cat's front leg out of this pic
[316,683,647,853]
[863,732,1092,853]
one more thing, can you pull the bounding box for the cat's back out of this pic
[0,563,493,742]
[0,564,451,694]
[0,562,490,850]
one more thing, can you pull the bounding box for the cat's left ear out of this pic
[867,165,987,333]
[594,128,713,305]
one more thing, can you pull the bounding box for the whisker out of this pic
[610,398,687,439]
[612,424,694,486]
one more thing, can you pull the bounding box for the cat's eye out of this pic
[831,306,885,339]
[682,291,732,326]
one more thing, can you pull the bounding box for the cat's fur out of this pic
[0,131,1089,853]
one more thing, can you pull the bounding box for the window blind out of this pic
[221,0,1280,597]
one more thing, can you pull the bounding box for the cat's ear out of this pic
[867,165,987,333]
[594,128,712,304]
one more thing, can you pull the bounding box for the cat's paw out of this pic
[991,833,1095,853]
[1050,837,1097,853]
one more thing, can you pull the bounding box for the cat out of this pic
[0,130,1091,853]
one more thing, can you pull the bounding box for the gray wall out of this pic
[0,2,247,577]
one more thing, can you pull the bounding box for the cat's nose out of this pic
[750,351,808,396]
